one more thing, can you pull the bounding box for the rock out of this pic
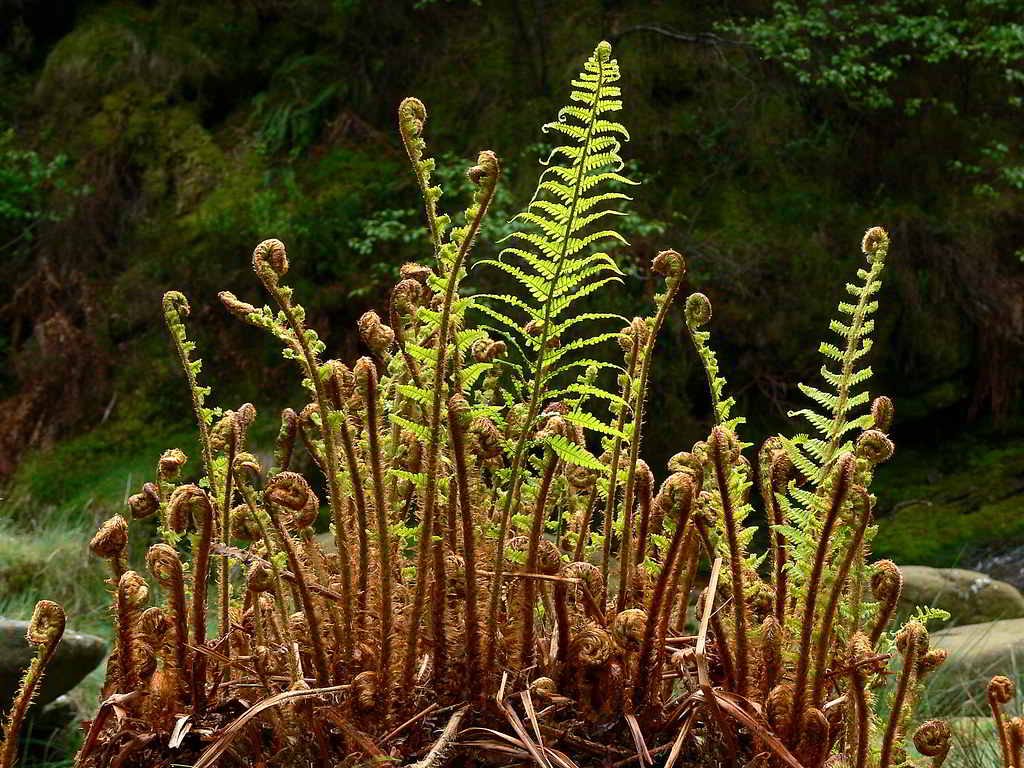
[31,694,79,734]
[0,618,107,712]
[968,543,1024,591]
[927,618,1024,715]
[896,565,1024,629]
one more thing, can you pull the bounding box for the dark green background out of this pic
[2,0,1023,567]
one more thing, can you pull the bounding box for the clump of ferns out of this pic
[36,40,959,768]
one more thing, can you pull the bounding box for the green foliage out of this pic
[0,130,79,257]
[479,41,634,434]
[725,0,1024,112]
[726,0,1024,193]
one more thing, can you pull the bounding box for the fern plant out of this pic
[2,40,995,768]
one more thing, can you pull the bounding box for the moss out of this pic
[9,422,198,516]
[36,4,214,127]
[873,436,1024,566]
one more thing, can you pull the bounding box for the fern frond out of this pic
[546,434,608,473]
[482,41,634,675]
[788,231,889,484]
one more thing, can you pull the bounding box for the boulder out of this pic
[896,565,1024,629]
[31,694,79,734]
[0,618,106,711]
[926,618,1024,715]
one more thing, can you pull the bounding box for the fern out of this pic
[684,291,745,434]
[482,40,639,670]
[478,40,633,415]
[787,228,889,485]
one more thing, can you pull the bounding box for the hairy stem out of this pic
[636,496,693,708]
[709,427,749,699]
[600,345,639,596]
[355,359,394,706]
[879,624,922,768]
[447,397,482,697]
[521,449,560,668]
[811,487,871,707]
[616,261,683,612]
[248,246,355,668]
[403,152,499,692]
[265,501,332,687]
[792,455,853,737]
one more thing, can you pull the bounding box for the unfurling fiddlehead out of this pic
[0,601,65,768]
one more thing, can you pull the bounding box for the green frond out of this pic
[549,312,628,339]
[548,274,623,318]
[390,413,431,443]
[546,434,608,473]
[396,384,431,407]
[476,41,633,413]
[554,382,629,411]
[562,410,628,440]
[788,240,887,486]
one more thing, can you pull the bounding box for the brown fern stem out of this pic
[879,623,923,768]
[191,498,214,713]
[632,476,654,567]
[247,243,356,671]
[758,444,789,627]
[447,396,482,697]
[299,529,345,679]
[430,498,449,688]
[811,487,872,707]
[265,501,332,686]
[709,427,750,699]
[616,255,683,612]
[521,449,560,668]
[635,485,693,709]
[147,545,190,706]
[599,344,638,599]
[572,488,598,562]
[355,358,395,707]
[0,602,64,768]
[218,416,240,682]
[237,481,302,686]
[321,382,371,630]
[847,637,872,768]
[405,151,499,692]
[791,454,853,739]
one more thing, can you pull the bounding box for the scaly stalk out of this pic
[634,473,694,708]
[353,357,394,706]
[147,544,190,706]
[240,240,355,668]
[709,426,750,699]
[879,622,924,768]
[616,250,684,612]
[0,601,64,768]
[263,496,331,687]
[521,446,560,668]
[989,676,1016,768]
[401,151,499,692]
[791,453,854,736]
[447,395,482,697]
[235,477,302,686]
[811,487,871,707]
[599,342,639,596]
[572,487,598,562]
[323,367,371,627]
